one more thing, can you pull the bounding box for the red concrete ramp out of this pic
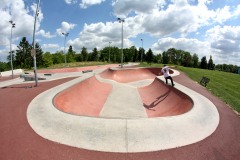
[138,78,193,117]
[99,67,161,83]
[53,76,112,116]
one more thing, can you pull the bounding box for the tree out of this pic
[162,51,169,64]
[35,42,44,67]
[138,47,145,62]
[67,45,76,63]
[131,46,138,62]
[200,56,208,69]
[181,51,192,67]
[42,52,53,67]
[192,53,199,68]
[14,37,43,69]
[15,37,31,68]
[81,47,88,61]
[145,48,154,63]
[208,55,214,70]
[166,48,177,64]
[91,48,99,61]
[154,53,162,63]
[0,61,9,72]
[52,51,64,64]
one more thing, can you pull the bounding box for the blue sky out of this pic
[0,0,240,66]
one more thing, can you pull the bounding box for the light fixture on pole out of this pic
[109,41,112,63]
[62,32,69,65]
[9,20,15,79]
[141,39,143,63]
[117,18,125,68]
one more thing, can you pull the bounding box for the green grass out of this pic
[177,66,240,113]
[139,63,240,114]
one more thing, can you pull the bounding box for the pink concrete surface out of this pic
[38,64,118,73]
[53,76,112,116]
[138,78,193,117]
[54,67,190,118]
[99,67,162,83]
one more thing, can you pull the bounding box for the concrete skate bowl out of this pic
[138,78,193,117]
[53,67,193,118]
[53,76,112,116]
[99,67,173,83]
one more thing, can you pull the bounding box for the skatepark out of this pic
[0,64,240,159]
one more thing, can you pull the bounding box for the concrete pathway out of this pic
[97,75,147,118]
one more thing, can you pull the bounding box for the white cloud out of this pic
[42,44,60,52]
[206,25,240,65]
[68,21,134,51]
[112,0,166,17]
[64,0,78,5]
[0,0,43,59]
[152,37,210,58]
[37,29,56,38]
[64,0,105,8]
[56,21,76,36]
[80,0,106,9]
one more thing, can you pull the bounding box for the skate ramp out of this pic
[138,78,193,117]
[53,76,112,116]
[99,67,170,83]
[27,67,219,153]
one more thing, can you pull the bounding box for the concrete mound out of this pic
[99,67,162,83]
[138,78,193,117]
[53,76,112,116]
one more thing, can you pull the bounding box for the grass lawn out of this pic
[177,66,240,114]
[139,63,240,114]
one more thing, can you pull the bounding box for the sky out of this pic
[0,0,240,66]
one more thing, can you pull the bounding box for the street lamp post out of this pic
[32,0,40,87]
[108,41,112,63]
[62,32,69,65]
[141,39,143,63]
[9,20,15,79]
[117,18,125,68]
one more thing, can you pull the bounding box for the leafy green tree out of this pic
[35,42,44,67]
[123,48,132,62]
[0,61,9,72]
[192,53,199,68]
[146,48,154,63]
[91,48,99,61]
[67,45,76,63]
[131,46,138,62]
[162,51,169,64]
[15,37,31,68]
[154,53,162,63]
[200,56,208,69]
[112,47,121,63]
[52,51,64,64]
[42,52,53,67]
[100,47,108,62]
[14,37,43,69]
[81,47,88,61]
[208,55,214,70]
[181,51,192,67]
[138,47,145,62]
[166,48,177,64]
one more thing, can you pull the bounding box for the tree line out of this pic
[0,37,239,74]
